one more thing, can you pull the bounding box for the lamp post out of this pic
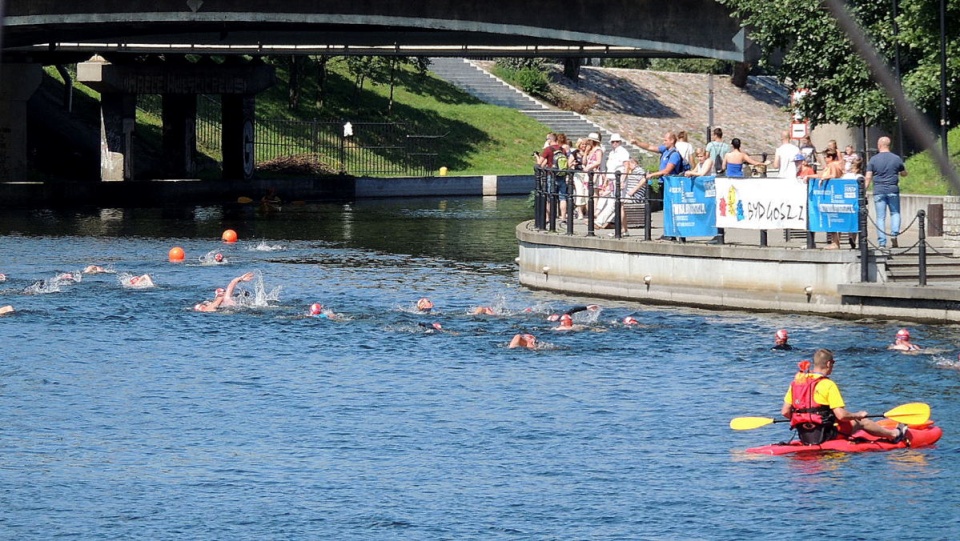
[940,0,949,160]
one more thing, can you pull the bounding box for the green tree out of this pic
[717,0,958,130]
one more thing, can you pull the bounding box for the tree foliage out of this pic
[717,0,959,130]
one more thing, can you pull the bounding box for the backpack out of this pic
[668,149,691,175]
[554,148,568,177]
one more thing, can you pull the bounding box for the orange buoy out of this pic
[168,246,185,262]
[222,229,238,243]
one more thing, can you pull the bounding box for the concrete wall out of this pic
[355,175,532,198]
[516,223,880,318]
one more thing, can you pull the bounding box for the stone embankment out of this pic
[477,61,793,156]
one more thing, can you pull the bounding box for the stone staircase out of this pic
[884,247,960,284]
[428,57,628,147]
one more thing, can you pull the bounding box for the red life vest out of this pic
[789,375,835,429]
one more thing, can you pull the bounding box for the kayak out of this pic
[746,420,943,455]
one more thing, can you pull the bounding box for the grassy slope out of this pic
[902,126,960,195]
[255,58,548,176]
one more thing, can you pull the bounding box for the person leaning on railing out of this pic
[685,148,714,177]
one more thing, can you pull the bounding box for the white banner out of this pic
[715,177,808,230]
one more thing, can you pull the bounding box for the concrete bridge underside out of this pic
[0,0,748,184]
[3,0,748,61]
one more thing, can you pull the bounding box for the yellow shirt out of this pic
[783,373,845,410]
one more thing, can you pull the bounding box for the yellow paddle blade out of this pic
[237,196,254,204]
[730,416,777,430]
[883,402,930,425]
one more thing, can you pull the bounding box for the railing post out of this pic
[534,167,545,230]
[586,172,596,237]
[760,229,767,247]
[918,209,927,286]
[643,182,652,241]
[613,171,622,239]
[806,231,816,250]
[548,172,558,232]
[859,176,869,282]
[565,176,575,235]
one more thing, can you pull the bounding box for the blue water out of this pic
[1,198,959,540]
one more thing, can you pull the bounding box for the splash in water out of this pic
[198,250,228,266]
[118,272,155,289]
[249,240,284,252]
[23,279,60,295]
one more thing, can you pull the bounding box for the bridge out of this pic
[0,0,749,184]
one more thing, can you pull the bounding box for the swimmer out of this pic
[123,274,155,288]
[418,321,444,333]
[889,328,922,351]
[199,250,228,265]
[0,273,6,282]
[772,329,793,351]
[623,316,640,326]
[509,333,537,349]
[416,297,434,312]
[551,313,585,332]
[308,302,341,320]
[194,272,254,312]
[0,305,13,316]
[547,304,600,322]
[83,265,108,274]
[471,306,496,316]
[55,272,80,284]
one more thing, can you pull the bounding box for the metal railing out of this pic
[534,167,656,241]
[533,167,948,287]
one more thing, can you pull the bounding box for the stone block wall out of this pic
[943,196,960,254]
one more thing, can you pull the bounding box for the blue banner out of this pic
[807,178,859,233]
[662,175,717,237]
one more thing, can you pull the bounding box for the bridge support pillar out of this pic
[100,92,137,181]
[0,63,42,181]
[162,94,197,178]
[221,94,256,181]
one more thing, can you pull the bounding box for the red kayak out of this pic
[746,420,943,455]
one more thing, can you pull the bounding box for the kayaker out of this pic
[509,333,537,349]
[772,329,792,351]
[889,328,922,351]
[781,348,907,445]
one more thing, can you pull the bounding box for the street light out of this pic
[940,0,949,160]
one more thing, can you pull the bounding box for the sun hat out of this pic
[610,133,623,142]
[588,132,601,143]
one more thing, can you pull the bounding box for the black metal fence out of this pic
[256,119,439,177]
[138,94,439,177]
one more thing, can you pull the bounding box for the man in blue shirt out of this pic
[633,132,686,242]
[865,136,908,249]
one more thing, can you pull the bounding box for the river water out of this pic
[1,197,958,540]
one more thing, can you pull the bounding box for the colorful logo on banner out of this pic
[714,177,808,230]
[662,175,717,237]
[808,177,859,233]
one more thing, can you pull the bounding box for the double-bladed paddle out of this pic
[729,402,930,430]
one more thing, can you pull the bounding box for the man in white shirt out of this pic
[605,133,631,175]
[772,130,801,178]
